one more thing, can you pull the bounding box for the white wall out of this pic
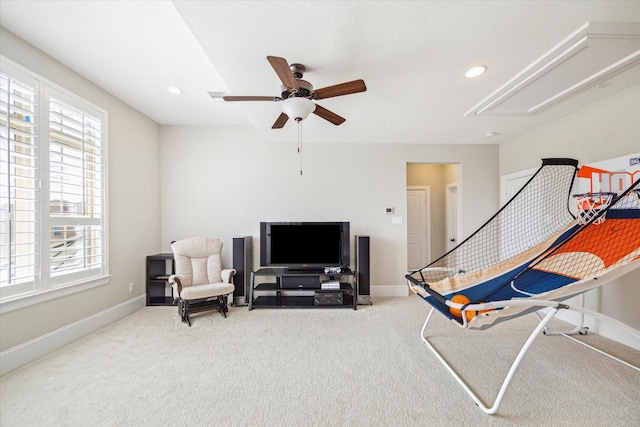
[160,126,499,296]
[499,82,640,347]
[0,28,161,353]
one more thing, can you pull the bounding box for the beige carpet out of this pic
[1,297,639,426]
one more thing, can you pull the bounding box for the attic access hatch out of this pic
[465,21,640,116]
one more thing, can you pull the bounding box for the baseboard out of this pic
[371,285,408,298]
[0,295,145,376]
[552,309,640,351]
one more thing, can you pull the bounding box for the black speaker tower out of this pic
[232,236,252,306]
[355,235,371,305]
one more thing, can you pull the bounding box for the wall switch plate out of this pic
[392,216,403,225]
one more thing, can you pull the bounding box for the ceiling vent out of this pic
[208,91,227,101]
[465,21,640,117]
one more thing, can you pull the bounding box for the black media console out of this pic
[146,254,175,306]
[248,267,357,310]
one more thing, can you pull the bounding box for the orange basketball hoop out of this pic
[573,192,616,225]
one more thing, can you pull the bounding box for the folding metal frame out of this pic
[420,298,640,414]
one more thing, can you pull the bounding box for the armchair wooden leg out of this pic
[220,295,228,318]
[177,295,230,324]
[178,299,191,326]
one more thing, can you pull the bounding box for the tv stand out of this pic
[249,267,356,310]
[286,267,325,274]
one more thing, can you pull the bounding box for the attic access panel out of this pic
[465,21,640,116]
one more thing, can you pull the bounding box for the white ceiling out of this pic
[1,1,639,145]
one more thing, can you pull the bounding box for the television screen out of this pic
[260,222,350,268]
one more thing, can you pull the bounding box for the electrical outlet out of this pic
[129,282,135,293]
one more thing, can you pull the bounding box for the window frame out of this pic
[0,56,110,314]
[0,63,39,299]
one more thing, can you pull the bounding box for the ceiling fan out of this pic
[223,56,367,129]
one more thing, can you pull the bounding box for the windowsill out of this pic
[0,275,111,314]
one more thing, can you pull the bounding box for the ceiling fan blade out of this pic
[267,56,299,90]
[313,104,346,125]
[223,96,278,102]
[314,79,367,100]
[272,112,289,129]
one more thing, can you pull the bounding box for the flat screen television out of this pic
[260,222,350,269]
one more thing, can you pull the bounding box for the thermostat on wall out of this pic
[385,207,394,214]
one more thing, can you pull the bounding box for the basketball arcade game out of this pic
[405,155,640,414]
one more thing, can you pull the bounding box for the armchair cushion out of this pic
[180,282,234,300]
[172,237,225,286]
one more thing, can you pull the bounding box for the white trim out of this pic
[0,294,145,376]
[0,275,111,314]
[540,305,640,351]
[372,285,408,297]
[445,182,459,252]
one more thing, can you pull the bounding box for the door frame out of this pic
[500,167,537,205]
[445,182,459,252]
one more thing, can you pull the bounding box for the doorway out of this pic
[406,163,459,270]
[407,186,430,271]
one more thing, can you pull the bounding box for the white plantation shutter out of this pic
[0,70,39,297]
[48,94,105,284]
[0,56,108,305]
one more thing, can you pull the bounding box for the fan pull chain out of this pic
[297,119,303,175]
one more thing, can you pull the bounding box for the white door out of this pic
[407,186,430,271]
[501,167,537,205]
[446,183,458,252]
[500,168,536,258]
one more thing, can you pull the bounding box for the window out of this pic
[0,66,38,297]
[0,57,108,307]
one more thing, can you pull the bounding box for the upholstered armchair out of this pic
[168,237,235,326]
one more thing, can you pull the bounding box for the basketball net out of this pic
[573,192,616,225]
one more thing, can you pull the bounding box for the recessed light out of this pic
[465,65,487,78]
[485,131,499,137]
[167,86,183,95]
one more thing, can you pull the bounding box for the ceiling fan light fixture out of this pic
[280,97,315,121]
